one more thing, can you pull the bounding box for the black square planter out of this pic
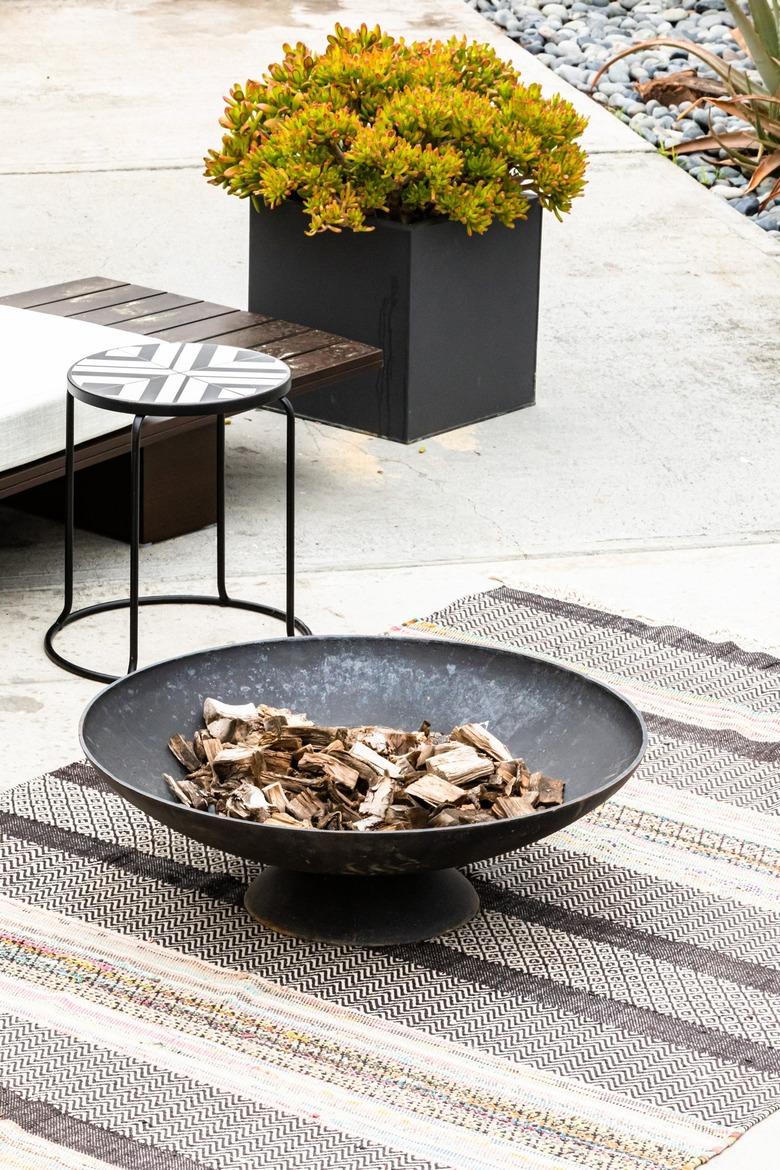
[248,199,541,443]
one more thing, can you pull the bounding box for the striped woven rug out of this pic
[1,587,778,1170]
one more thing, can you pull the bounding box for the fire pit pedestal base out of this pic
[244,867,480,946]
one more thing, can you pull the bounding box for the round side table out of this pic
[44,339,311,684]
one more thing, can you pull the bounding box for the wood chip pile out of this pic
[164,698,566,831]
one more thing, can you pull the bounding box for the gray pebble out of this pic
[709,183,742,198]
[557,63,587,84]
[731,194,759,215]
[698,10,729,25]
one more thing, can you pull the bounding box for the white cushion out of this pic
[0,305,163,473]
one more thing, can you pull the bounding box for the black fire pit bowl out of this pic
[80,635,646,945]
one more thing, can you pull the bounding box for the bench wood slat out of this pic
[150,310,279,341]
[183,320,311,350]
[112,302,247,333]
[73,293,202,325]
[0,276,129,309]
[31,284,162,317]
[287,340,381,389]
[264,329,355,361]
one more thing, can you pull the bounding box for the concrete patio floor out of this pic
[0,4,778,1162]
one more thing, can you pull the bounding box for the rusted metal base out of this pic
[244,867,480,946]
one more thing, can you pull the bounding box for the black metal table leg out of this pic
[63,392,75,620]
[128,415,144,674]
[216,413,228,603]
[280,395,296,637]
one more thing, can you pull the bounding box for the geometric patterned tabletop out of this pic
[67,340,292,417]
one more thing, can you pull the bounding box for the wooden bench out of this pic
[0,276,381,542]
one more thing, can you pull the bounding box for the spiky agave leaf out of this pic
[724,0,780,94]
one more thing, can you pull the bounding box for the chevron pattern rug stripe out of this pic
[0,587,777,1169]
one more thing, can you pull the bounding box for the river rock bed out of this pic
[469,0,780,237]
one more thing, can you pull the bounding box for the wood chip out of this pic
[168,734,201,773]
[163,773,209,810]
[223,782,269,820]
[406,774,470,807]
[213,745,255,769]
[359,776,395,819]
[452,723,513,762]
[262,781,288,812]
[426,746,494,785]
[428,809,461,828]
[203,697,258,724]
[353,814,384,832]
[267,811,304,827]
[349,740,402,778]
[535,776,566,805]
[322,758,361,790]
[493,795,538,819]
[287,791,323,821]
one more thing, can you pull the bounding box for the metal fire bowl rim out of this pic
[79,633,648,840]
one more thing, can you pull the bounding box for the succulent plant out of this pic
[205,23,588,234]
